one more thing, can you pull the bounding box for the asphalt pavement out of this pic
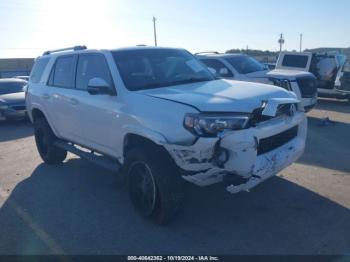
[0,98,349,255]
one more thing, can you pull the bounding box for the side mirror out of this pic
[208,67,222,78]
[87,78,114,95]
[219,68,229,76]
[208,67,217,75]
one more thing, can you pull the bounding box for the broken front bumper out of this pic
[165,112,307,194]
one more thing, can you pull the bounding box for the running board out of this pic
[55,140,121,172]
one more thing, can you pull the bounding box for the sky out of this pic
[0,0,349,58]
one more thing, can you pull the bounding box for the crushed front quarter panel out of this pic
[164,137,219,171]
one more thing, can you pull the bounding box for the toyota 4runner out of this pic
[26,46,307,224]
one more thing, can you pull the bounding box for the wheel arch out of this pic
[31,107,60,138]
[31,108,46,121]
[123,133,174,164]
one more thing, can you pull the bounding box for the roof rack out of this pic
[314,51,341,56]
[43,45,87,55]
[194,51,220,55]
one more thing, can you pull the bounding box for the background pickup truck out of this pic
[196,52,317,112]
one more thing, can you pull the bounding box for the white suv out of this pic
[196,52,318,111]
[26,46,307,224]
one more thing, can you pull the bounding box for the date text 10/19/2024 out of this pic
[127,256,220,261]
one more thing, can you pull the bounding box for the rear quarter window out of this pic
[282,55,309,68]
[30,57,50,83]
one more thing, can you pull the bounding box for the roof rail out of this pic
[314,51,341,56]
[194,51,220,55]
[43,45,87,55]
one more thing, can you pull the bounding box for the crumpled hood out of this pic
[0,92,25,105]
[139,79,298,113]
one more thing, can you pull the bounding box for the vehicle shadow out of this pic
[297,116,350,173]
[315,98,350,114]
[0,120,33,142]
[0,158,349,255]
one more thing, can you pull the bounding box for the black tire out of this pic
[34,117,67,165]
[125,148,184,224]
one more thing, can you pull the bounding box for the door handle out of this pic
[42,94,50,99]
[69,98,79,105]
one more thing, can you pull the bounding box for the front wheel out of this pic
[34,117,67,165]
[125,148,184,224]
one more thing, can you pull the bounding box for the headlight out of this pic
[184,113,250,137]
[269,78,291,91]
[0,101,9,110]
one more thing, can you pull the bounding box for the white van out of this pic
[276,51,348,100]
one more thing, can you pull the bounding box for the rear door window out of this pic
[51,55,76,88]
[75,54,113,90]
[276,52,312,71]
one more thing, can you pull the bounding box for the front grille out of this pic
[276,103,297,117]
[249,103,297,126]
[257,126,298,155]
[269,78,292,91]
[296,77,317,98]
[11,105,26,111]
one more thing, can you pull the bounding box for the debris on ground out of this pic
[318,117,336,127]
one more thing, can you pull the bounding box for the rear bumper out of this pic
[165,112,307,193]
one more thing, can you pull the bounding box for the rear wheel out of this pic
[34,117,67,165]
[125,148,184,224]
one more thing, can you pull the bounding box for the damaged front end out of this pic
[164,99,307,194]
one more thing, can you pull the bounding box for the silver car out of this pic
[0,78,27,121]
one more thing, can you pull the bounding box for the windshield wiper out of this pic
[169,77,212,86]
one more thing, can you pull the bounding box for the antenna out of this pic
[278,33,285,52]
[153,16,158,47]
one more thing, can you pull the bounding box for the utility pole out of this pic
[153,16,157,47]
[278,33,285,52]
[299,33,303,52]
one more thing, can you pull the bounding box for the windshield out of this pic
[0,81,26,95]
[112,49,215,91]
[225,55,266,74]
